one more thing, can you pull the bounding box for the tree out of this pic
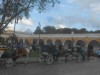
[0,0,59,34]
[79,28,87,33]
[94,30,100,33]
[43,26,56,34]
[34,26,44,34]
[56,28,72,34]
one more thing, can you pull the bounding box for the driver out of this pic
[15,43,23,49]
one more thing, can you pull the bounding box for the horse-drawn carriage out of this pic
[65,46,88,62]
[0,43,32,67]
[0,45,13,67]
[38,45,61,64]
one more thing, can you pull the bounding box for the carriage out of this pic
[65,46,88,62]
[0,42,32,67]
[37,45,67,64]
[0,44,13,67]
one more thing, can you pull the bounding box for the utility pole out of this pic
[37,22,41,52]
[38,22,41,45]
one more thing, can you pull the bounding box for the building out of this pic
[1,31,100,52]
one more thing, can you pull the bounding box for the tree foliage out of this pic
[34,26,100,34]
[34,26,44,34]
[0,0,59,34]
[43,26,56,34]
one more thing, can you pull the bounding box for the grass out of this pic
[29,51,41,57]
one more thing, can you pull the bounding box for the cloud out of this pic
[75,0,100,7]
[57,24,66,29]
[10,0,100,32]
[47,12,100,30]
[90,3,100,15]
[6,23,14,30]
[19,18,33,26]
[54,0,100,30]
[46,16,67,27]
[68,17,100,30]
[66,0,75,3]
[75,0,100,14]
[6,18,35,32]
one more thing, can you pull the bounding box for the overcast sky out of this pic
[8,0,100,32]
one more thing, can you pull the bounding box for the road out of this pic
[0,58,100,75]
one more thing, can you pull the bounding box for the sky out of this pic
[8,0,100,33]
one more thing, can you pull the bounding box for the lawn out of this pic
[29,51,41,57]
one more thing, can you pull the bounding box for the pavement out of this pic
[16,56,98,64]
[16,57,38,64]
[1,56,100,75]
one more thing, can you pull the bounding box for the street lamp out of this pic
[13,18,18,42]
[37,22,41,45]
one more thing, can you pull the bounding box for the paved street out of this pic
[0,58,100,75]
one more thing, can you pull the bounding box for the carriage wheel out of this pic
[5,58,13,67]
[67,54,73,61]
[37,54,44,63]
[46,54,53,64]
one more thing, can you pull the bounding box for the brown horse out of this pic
[16,48,28,57]
[13,46,32,64]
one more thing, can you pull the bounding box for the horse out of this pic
[13,45,32,64]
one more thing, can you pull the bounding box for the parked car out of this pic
[95,49,100,57]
